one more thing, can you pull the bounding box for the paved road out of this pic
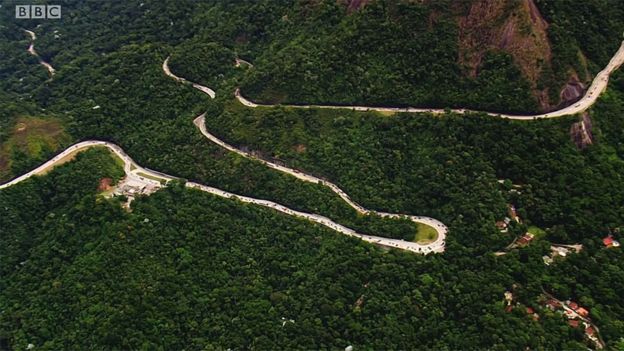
[544,292,605,349]
[10,31,447,253]
[162,60,448,253]
[24,29,55,76]
[193,114,447,252]
[162,57,215,98]
[0,140,444,254]
[234,40,624,120]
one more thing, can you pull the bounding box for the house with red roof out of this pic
[603,235,621,248]
[517,233,535,246]
[577,307,589,318]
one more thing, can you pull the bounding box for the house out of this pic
[577,307,589,318]
[568,301,579,310]
[603,235,621,248]
[568,320,580,328]
[517,233,535,246]
[543,255,554,265]
[586,326,596,337]
[584,323,604,349]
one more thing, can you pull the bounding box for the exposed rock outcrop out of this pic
[458,0,589,111]
[559,73,586,107]
[570,113,594,149]
[459,0,551,81]
[340,0,590,111]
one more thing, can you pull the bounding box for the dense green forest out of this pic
[207,85,624,245]
[239,1,539,113]
[1,147,623,350]
[236,0,624,113]
[1,0,624,349]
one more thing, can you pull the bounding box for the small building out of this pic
[577,307,589,317]
[586,326,596,337]
[568,301,579,310]
[543,255,554,265]
[517,233,535,246]
[569,320,580,328]
[603,235,621,248]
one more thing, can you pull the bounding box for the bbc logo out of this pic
[15,5,61,19]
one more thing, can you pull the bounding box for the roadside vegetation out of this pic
[414,223,439,244]
[1,0,624,349]
[0,117,71,182]
[2,143,624,350]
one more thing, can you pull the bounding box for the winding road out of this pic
[164,57,449,252]
[9,32,624,255]
[23,29,55,76]
[0,140,444,254]
[235,40,624,120]
[2,42,448,254]
[162,57,215,98]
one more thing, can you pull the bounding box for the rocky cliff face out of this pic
[570,113,594,149]
[458,0,552,106]
[456,0,588,111]
[337,0,590,112]
[560,72,586,104]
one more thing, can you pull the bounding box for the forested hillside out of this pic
[1,0,624,349]
[238,0,624,113]
[2,147,623,350]
[208,70,624,245]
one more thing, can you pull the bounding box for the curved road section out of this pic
[162,57,215,98]
[24,29,56,76]
[0,141,444,254]
[193,114,447,252]
[162,58,448,253]
[8,33,447,254]
[235,40,624,120]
